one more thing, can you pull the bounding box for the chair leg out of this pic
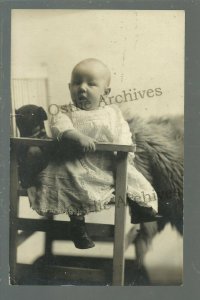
[44,214,54,259]
[112,151,128,286]
[10,143,19,284]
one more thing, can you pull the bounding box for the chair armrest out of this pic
[10,137,54,147]
[10,137,136,152]
[95,143,135,152]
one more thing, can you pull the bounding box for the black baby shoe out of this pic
[128,200,163,224]
[69,217,95,249]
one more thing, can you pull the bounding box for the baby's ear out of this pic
[68,83,71,90]
[105,87,111,96]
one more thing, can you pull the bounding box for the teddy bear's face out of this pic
[15,105,48,137]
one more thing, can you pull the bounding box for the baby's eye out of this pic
[88,82,96,86]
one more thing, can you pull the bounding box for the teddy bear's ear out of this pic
[37,106,48,121]
[15,109,21,123]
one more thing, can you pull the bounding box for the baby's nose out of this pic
[79,83,87,92]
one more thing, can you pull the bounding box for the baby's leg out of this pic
[128,198,162,224]
[127,166,162,223]
[69,214,95,249]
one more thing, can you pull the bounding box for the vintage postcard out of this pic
[9,9,184,286]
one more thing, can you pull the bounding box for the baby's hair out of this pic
[72,58,111,87]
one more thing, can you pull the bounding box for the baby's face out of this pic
[69,61,110,110]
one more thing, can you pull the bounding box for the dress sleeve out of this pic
[112,105,133,145]
[50,111,74,140]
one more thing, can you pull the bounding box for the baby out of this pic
[28,58,160,249]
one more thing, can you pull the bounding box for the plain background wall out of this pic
[11,9,184,117]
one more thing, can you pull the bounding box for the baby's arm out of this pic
[51,110,96,152]
[60,129,96,153]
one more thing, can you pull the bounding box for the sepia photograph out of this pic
[10,9,184,286]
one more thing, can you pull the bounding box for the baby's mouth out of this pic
[78,95,88,101]
[77,95,91,109]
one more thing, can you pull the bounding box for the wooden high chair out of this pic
[10,137,139,286]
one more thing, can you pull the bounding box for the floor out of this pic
[16,196,183,285]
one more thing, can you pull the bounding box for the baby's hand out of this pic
[79,135,96,152]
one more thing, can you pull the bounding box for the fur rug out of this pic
[125,114,183,234]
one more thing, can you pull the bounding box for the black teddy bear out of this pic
[15,105,51,188]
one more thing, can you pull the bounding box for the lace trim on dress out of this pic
[30,195,115,217]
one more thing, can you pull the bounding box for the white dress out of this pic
[28,104,158,216]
